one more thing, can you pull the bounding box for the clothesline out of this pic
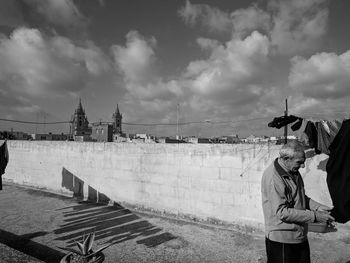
[268,115,350,223]
[268,115,345,155]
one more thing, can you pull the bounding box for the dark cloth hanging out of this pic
[290,117,303,131]
[316,121,331,155]
[326,119,350,223]
[0,140,9,190]
[268,115,299,129]
[304,121,321,154]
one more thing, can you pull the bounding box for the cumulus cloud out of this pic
[186,31,270,100]
[230,5,271,38]
[22,0,87,30]
[178,0,329,56]
[112,31,157,85]
[112,31,182,102]
[269,0,329,55]
[0,0,88,37]
[167,30,279,130]
[178,0,232,33]
[289,51,350,99]
[112,29,278,131]
[0,27,110,98]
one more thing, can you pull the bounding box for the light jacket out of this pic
[261,158,322,244]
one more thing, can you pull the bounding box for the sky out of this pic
[1,0,350,138]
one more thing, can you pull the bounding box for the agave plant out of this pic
[60,231,111,263]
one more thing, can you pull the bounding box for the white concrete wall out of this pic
[2,140,331,230]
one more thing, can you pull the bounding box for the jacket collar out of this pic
[274,158,292,178]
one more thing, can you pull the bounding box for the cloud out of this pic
[112,29,279,135]
[112,31,157,85]
[0,85,44,124]
[178,0,329,56]
[0,27,111,98]
[169,30,279,130]
[0,0,88,37]
[178,0,232,33]
[230,5,271,38]
[289,51,350,99]
[112,31,182,102]
[22,0,87,30]
[186,31,270,99]
[269,0,329,55]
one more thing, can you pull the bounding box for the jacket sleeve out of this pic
[269,178,315,223]
[305,196,328,211]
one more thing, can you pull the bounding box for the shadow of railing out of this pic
[57,168,176,248]
[0,229,64,262]
[62,167,111,203]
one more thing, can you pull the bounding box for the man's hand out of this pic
[315,211,335,223]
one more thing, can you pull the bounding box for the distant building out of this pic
[186,137,212,144]
[91,122,113,142]
[243,135,271,143]
[158,137,186,143]
[134,133,156,143]
[51,133,69,141]
[70,99,92,141]
[215,135,241,144]
[31,134,50,140]
[113,134,130,142]
[4,131,31,140]
[243,135,267,143]
[31,133,68,141]
[112,104,122,134]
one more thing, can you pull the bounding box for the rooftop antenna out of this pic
[35,112,38,134]
[284,98,288,144]
[176,103,179,140]
[43,113,46,134]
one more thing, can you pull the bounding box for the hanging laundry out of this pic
[320,120,330,134]
[0,140,9,190]
[304,121,321,154]
[326,119,350,223]
[296,119,308,143]
[316,121,331,155]
[327,119,343,143]
[290,117,303,131]
[267,115,299,129]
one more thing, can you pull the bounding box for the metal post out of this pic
[284,98,288,144]
[176,103,179,140]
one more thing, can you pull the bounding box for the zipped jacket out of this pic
[261,158,321,244]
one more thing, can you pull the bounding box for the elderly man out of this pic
[261,141,334,263]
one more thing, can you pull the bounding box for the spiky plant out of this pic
[60,231,111,263]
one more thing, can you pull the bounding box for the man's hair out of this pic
[279,140,305,160]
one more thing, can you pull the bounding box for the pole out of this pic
[176,103,179,140]
[43,113,46,134]
[284,98,288,144]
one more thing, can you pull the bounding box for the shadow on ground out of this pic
[55,167,177,248]
[0,229,64,262]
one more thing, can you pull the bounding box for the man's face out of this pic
[285,152,306,173]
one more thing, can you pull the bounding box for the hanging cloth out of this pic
[0,140,9,190]
[290,117,303,131]
[268,115,299,129]
[304,121,321,154]
[326,119,350,223]
[316,121,331,155]
[327,119,343,143]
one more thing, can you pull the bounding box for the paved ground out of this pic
[1,183,350,263]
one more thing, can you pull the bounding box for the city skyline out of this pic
[1,0,350,137]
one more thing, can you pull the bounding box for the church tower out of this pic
[70,99,90,136]
[112,104,122,134]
